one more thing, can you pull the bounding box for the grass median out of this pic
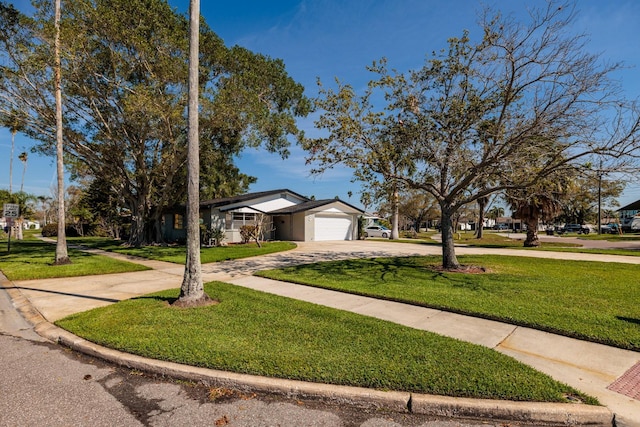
[0,238,149,280]
[256,255,640,351]
[55,281,595,404]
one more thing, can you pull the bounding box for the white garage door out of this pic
[314,216,353,241]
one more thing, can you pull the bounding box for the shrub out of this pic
[40,223,81,237]
[240,225,257,243]
[41,223,58,237]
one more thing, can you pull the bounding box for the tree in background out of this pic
[392,190,438,233]
[18,151,27,192]
[1,110,25,194]
[474,195,489,239]
[556,174,624,225]
[487,206,505,226]
[304,1,640,269]
[306,82,415,241]
[507,172,569,247]
[36,195,53,226]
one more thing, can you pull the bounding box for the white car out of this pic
[364,225,391,238]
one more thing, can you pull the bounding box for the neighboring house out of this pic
[617,199,640,231]
[163,189,363,243]
[23,220,40,229]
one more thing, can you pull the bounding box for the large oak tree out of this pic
[304,1,640,269]
[0,0,309,246]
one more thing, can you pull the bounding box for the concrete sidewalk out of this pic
[4,239,640,425]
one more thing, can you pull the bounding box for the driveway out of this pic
[11,239,640,323]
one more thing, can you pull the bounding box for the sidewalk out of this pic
[4,240,640,425]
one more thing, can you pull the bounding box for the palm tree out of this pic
[474,195,489,239]
[2,111,24,194]
[487,206,505,224]
[174,0,213,307]
[53,0,70,265]
[37,195,53,225]
[18,151,27,192]
[507,179,564,247]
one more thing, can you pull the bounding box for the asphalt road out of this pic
[0,286,520,427]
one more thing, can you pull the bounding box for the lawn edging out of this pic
[35,320,611,426]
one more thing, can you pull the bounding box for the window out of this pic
[231,212,256,229]
[173,214,184,230]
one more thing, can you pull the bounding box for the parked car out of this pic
[492,223,510,230]
[560,224,590,234]
[600,223,620,234]
[364,225,391,238]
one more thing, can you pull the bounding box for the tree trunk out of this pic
[128,205,146,247]
[9,130,15,194]
[173,0,212,308]
[475,197,487,239]
[523,217,541,247]
[53,0,70,265]
[391,186,400,239]
[440,204,460,269]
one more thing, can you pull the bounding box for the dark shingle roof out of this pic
[618,199,640,211]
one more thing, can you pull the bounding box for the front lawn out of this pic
[0,239,149,280]
[256,255,640,350]
[55,282,595,404]
[69,237,296,264]
[397,231,582,249]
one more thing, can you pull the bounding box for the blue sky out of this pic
[2,0,640,209]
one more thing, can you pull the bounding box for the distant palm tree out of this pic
[488,206,505,221]
[2,111,24,194]
[37,195,53,225]
[507,183,562,247]
[18,151,27,192]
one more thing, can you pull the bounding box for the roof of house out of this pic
[269,199,364,215]
[199,189,308,208]
[618,199,640,211]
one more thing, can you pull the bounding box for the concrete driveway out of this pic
[11,239,640,323]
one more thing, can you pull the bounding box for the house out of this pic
[163,189,363,243]
[617,199,640,231]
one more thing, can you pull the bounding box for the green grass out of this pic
[397,231,581,249]
[55,281,595,404]
[397,231,640,256]
[579,233,640,241]
[69,237,297,264]
[256,255,640,351]
[0,239,149,280]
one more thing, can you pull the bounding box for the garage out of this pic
[314,215,354,241]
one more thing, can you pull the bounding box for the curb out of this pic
[3,279,614,426]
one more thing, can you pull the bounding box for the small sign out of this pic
[3,203,19,218]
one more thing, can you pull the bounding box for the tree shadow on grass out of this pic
[131,295,176,304]
[617,316,640,326]
[4,286,120,303]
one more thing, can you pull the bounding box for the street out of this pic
[0,286,518,427]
